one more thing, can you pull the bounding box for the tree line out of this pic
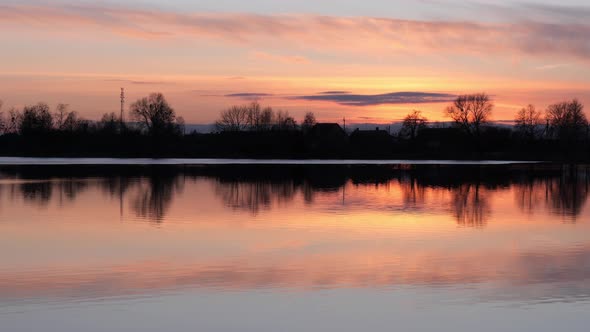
[214,102,317,132]
[397,93,588,144]
[0,91,589,159]
[2,91,586,141]
[0,93,184,137]
[213,92,589,145]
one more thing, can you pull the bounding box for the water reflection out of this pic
[132,175,185,222]
[548,171,590,219]
[0,164,589,224]
[215,181,297,214]
[400,177,426,206]
[451,184,490,228]
[1,164,590,317]
[513,168,590,219]
[1,244,589,303]
[19,181,53,206]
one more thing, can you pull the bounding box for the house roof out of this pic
[350,128,390,138]
[311,123,346,135]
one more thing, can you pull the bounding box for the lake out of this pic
[1,162,589,331]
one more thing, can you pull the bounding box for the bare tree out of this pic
[130,93,179,136]
[546,99,588,142]
[176,116,185,135]
[445,93,493,136]
[275,110,297,131]
[62,111,83,133]
[260,107,274,130]
[246,101,263,130]
[215,105,249,132]
[246,102,277,131]
[53,103,69,130]
[20,102,53,135]
[302,112,317,131]
[4,107,20,134]
[216,103,282,132]
[400,110,427,140]
[217,103,298,132]
[515,104,542,140]
[99,112,119,134]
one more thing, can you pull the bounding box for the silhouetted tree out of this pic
[216,105,249,132]
[19,102,53,135]
[99,112,120,134]
[130,93,179,136]
[260,107,274,130]
[275,110,297,131]
[246,102,277,131]
[217,102,287,132]
[546,99,588,142]
[53,103,69,130]
[62,111,84,133]
[400,110,427,140]
[0,100,5,134]
[302,112,317,131]
[445,93,493,136]
[4,107,20,134]
[246,101,263,130]
[0,100,6,133]
[52,103,85,133]
[176,116,185,135]
[515,104,542,140]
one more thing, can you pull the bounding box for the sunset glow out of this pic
[2,0,589,124]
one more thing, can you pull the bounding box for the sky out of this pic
[1,0,590,124]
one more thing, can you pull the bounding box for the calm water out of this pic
[1,163,589,332]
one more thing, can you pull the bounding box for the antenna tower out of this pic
[119,88,125,132]
[120,88,125,121]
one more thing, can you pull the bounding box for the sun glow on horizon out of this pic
[1,1,590,124]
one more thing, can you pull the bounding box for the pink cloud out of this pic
[1,3,590,61]
[251,51,310,64]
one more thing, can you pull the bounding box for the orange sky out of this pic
[1,1,590,124]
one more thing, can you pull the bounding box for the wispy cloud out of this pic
[1,3,590,61]
[251,51,310,64]
[319,91,351,95]
[225,93,273,100]
[104,79,169,85]
[535,63,572,71]
[292,91,456,106]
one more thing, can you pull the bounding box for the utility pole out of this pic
[343,117,346,132]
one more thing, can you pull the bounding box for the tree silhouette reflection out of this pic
[399,176,426,207]
[451,184,490,228]
[214,181,299,214]
[19,181,52,206]
[131,174,185,222]
[547,168,590,220]
[513,166,590,221]
[1,164,588,224]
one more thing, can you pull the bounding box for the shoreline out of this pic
[0,157,546,166]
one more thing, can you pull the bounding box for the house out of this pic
[349,127,393,156]
[305,123,348,156]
